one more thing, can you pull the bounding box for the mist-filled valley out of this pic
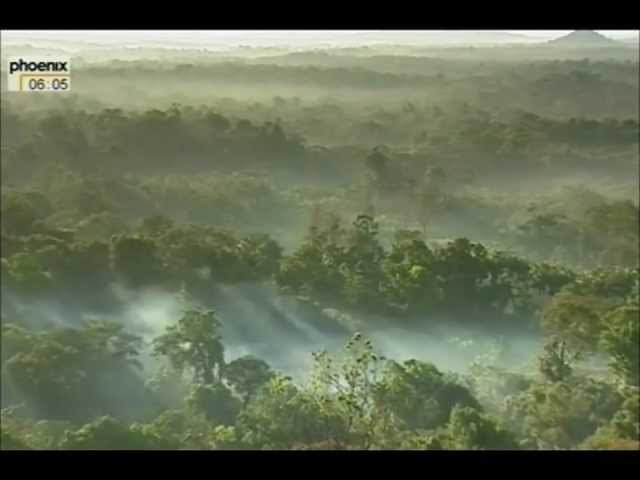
[1,30,638,451]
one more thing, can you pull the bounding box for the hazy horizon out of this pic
[2,30,639,50]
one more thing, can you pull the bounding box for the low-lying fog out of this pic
[2,282,543,381]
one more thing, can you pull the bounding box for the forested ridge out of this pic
[1,36,638,450]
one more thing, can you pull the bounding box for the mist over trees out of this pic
[1,31,638,451]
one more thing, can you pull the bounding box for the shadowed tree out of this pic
[537,338,580,383]
[224,355,275,407]
[600,305,639,386]
[152,308,225,385]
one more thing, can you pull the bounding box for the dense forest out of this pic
[0,32,638,450]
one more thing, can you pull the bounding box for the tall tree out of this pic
[152,308,225,385]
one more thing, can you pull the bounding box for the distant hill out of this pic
[548,30,619,47]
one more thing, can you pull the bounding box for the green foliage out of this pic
[112,235,163,287]
[567,268,639,299]
[209,425,243,450]
[0,406,70,450]
[600,305,640,386]
[186,383,241,426]
[365,148,390,186]
[609,386,640,441]
[3,252,52,294]
[237,374,347,449]
[2,321,143,422]
[60,416,174,450]
[276,232,346,299]
[277,216,570,325]
[581,430,640,450]
[378,359,480,430]
[1,324,34,363]
[444,406,519,450]
[1,431,30,450]
[152,308,225,385]
[396,432,444,450]
[74,212,130,243]
[224,355,275,405]
[504,377,624,449]
[140,214,175,237]
[1,192,51,236]
[307,333,395,449]
[236,378,291,448]
[382,236,442,312]
[235,234,283,279]
[468,364,532,415]
[237,335,403,449]
[149,224,282,287]
[537,338,580,383]
[541,292,616,353]
[134,409,214,450]
[528,263,577,296]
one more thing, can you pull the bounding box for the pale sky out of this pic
[2,30,638,48]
